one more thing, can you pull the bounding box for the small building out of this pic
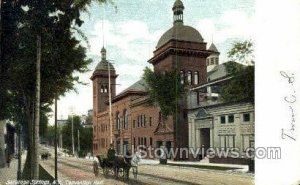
[187,62,254,164]
[81,109,93,128]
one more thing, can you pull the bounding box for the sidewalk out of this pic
[0,153,26,184]
[139,158,249,172]
[40,160,70,182]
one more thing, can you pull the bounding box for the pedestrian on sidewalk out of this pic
[6,153,10,168]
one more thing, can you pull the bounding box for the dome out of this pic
[173,0,184,10]
[94,46,115,71]
[156,24,204,48]
[95,61,115,71]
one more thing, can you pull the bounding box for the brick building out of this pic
[92,0,216,159]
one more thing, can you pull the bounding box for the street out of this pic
[40,155,254,185]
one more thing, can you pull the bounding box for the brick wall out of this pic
[92,39,211,160]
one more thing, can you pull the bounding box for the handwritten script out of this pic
[280,71,296,141]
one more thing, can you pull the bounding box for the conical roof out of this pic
[208,43,219,52]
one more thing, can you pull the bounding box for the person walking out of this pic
[107,143,116,162]
[6,150,10,168]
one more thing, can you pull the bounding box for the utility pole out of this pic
[17,124,21,180]
[54,98,58,181]
[77,129,80,152]
[69,106,75,156]
[72,113,74,156]
[108,60,112,145]
[59,132,62,149]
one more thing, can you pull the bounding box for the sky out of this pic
[50,0,254,123]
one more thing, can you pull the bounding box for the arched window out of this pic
[194,72,199,85]
[100,85,104,93]
[116,112,120,130]
[137,115,141,127]
[123,109,128,129]
[187,71,192,85]
[104,86,108,93]
[180,70,184,84]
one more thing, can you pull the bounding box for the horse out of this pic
[94,153,139,180]
[41,153,49,160]
[95,156,113,176]
[113,156,131,179]
[114,151,142,179]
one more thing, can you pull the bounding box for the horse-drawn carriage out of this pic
[93,152,140,180]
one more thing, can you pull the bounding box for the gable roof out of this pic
[208,61,244,81]
[111,79,147,103]
[120,78,146,93]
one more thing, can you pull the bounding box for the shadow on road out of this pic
[138,172,202,185]
[103,175,151,185]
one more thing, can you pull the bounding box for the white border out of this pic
[256,0,300,184]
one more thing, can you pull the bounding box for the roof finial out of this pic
[102,5,105,49]
[101,47,106,61]
[173,0,184,25]
[100,5,106,61]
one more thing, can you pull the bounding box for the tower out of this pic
[91,47,117,114]
[173,0,184,25]
[207,43,220,72]
[149,0,212,86]
[147,0,213,158]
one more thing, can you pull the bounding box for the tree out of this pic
[220,40,254,103]
[60,115,92,157]
[45,125,55,146]
[0,0,112,179]
[143,67,186,163]
[227,40,254,65]
[80,127,93,157]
